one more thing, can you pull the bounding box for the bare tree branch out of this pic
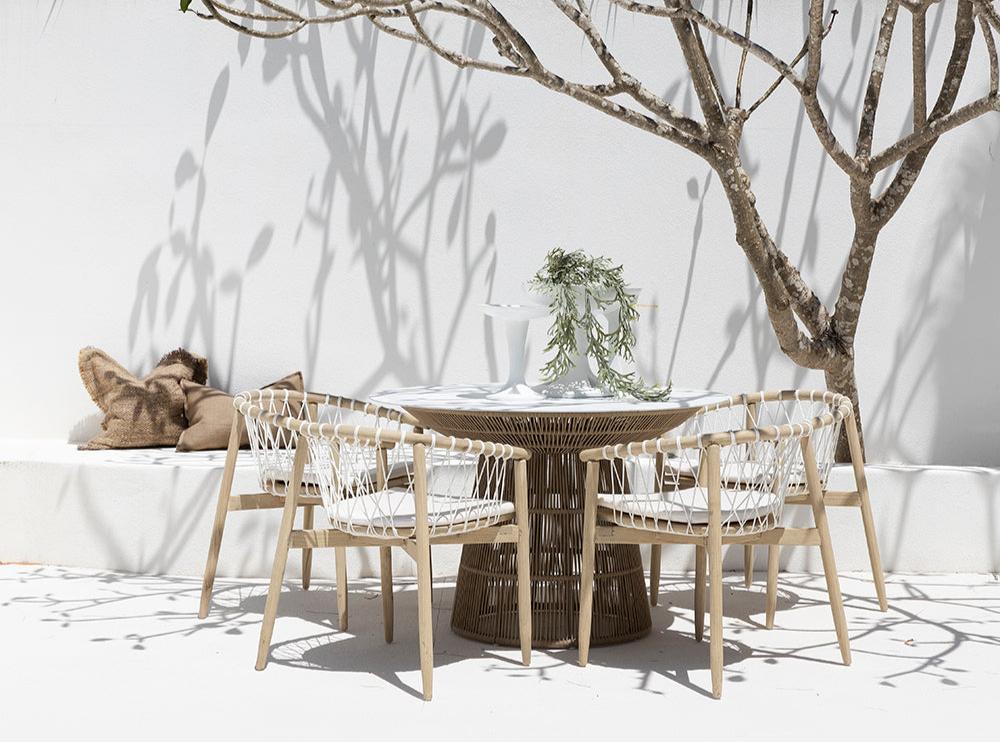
[551,0,708,139]
[400,3,522,75]
[734,0,754,109]
[911,3,928,128]
[856,1,901,160]
[870,2,979,235]
[605,0,671,17]
[976,2,999,95]
[671,2,865,176]
[872,0,986,229]
[669,14,730,138]
[805,0,826,91]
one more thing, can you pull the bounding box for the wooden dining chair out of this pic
[649,392,887,617]
[245,395,533,701]
[739,398,887,614]
[197,389,417,623]
[578,390,853,699]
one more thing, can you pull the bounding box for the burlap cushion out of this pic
[78,347,209,450]
[175,371,304,452]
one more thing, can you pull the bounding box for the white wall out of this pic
[2,1,998,465]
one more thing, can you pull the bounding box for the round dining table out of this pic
[369,384,728,648]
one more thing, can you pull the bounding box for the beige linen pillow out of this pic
[78,347,209,450]
[175,371,304,452]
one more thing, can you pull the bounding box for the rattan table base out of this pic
[409,407,697,648]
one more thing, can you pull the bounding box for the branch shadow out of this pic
[4,566,999,700]
[126,18,508,398]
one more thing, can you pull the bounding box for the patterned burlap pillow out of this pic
[78,347,209,450]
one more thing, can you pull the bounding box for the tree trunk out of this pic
[824,358,863,464]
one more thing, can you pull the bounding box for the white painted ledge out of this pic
[1,439,998,577]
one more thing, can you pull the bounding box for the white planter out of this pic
[480,303,549,398]
[531,286,641,399]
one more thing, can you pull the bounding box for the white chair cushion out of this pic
[328,487,514,531]
[665,459,804,487]
[264,458,412,488]
[598,487,781,525]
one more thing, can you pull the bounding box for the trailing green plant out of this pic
[529,248,671,401]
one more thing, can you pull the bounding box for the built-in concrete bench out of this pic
[0,440,423,580]
[2,439,998,575]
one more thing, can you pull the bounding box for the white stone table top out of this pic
[370,384,728,415]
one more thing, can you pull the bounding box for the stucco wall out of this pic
[2,1,998,465]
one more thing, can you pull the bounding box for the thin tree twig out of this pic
[734,0,754,109]
[746,9,838,116]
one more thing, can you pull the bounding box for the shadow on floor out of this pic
[4,566,998,699]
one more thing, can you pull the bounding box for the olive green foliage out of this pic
[529,248,670,401]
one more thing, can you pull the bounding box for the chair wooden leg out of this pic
[255,442,306,671]
[765,544,780,629]
[707,533,724,699]
[380,546,393,644]
[199,484,231,620]
[515,460,532,666]
[802,438,852,666]
[649,544,661,606]
[845,413,888,611]
[198,412,243,620]
[516,534,532,666]
[411,442,434,701]
[578,462,599,667]
[706,445,724,699]
[301,504,314,591]
[255,532,293,670]
[858,491,888,611]
[335,546,349,631]
[743,544,754,588]
[694,545,706,642]
[415,538,434,701]
[815,530,852,665]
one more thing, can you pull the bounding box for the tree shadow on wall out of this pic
[862,125,1000,468]
[127,17,508,393]
[857,124,1000,571]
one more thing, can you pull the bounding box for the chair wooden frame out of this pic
[649,401,887,616]
[741,406,887,617]
[253,411,533,701]
[578,392,852,699]
[197,391,418,623]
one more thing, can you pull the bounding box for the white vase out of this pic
[529,286,641,399]
[480,303,549,398]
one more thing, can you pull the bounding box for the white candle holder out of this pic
[480,303,550,399]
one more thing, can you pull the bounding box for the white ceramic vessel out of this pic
[480,303,550,399]
[527,286,642,399]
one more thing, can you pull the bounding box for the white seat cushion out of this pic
[665,459,805,487]
[264,458,412,488]
[328,487,514,531]
[598,487,781,525]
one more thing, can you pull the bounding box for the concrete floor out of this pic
[2,565,997,740]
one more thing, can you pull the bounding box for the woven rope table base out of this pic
[409,407,697,648]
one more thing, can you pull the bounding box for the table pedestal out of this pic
[410,407,695,648]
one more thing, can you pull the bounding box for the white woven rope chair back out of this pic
[233,390,413,496]
[596,390,852,536]
[294,422,520,540]
[685,389,846,491]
